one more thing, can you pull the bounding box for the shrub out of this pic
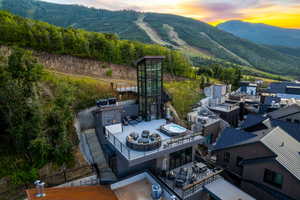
[105,69,112,77]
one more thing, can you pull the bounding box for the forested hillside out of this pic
[268,46,300,58]
[1,0,300,76]
[0,47,120,194]
[0,11,192,77]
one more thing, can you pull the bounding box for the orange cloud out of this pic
[42,0,300,29]
[175,0,300,29]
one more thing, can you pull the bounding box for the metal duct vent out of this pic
[34,180,46,198]
[151,184,163,200]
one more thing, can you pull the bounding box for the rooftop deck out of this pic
[114,179,155,200]
[111,172,173,200]
[26,186,118,200]
[105,120,204,163]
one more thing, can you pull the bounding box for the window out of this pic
[263,169,284,188]
[295,119,300,123]
[236,156,243,167]
[224,152,230,162]
[286,118,292,122]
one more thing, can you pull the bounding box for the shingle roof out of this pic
[215,126,300,181]
[270,120,300,142]
[261,127,300,181]
[213,128,258,151]
[240,114,300,143]
[267,104,300,119]
[240,114,268,129]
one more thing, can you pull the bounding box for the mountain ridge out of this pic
[1,0,300,76]
[217,20,300,48]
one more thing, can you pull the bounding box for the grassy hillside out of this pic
[43,70,117,111]
[165,80,205,119]
[1,0,300,76]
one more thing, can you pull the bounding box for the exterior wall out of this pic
[115,154,156,178]
[242,161,300,200]
[215,143,274,175]
[122,103,139,118]
[211,108,240,127]
[215,143,300,200]
[101,109,122,126]
[203,121,221,144]
[156,155,169,171]
[94,107,122,145]
[115,145,198,178]
[246,86,257,96]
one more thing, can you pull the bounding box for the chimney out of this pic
[34,180,46,198]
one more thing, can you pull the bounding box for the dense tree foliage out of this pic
[0,48,75,185]
[191,56,288,81]
[196,64,242,89]
[0,11,192,77]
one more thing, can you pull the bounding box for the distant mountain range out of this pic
[1,0,300,76]
[217,20,300,48]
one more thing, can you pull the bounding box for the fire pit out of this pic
[126,131,162,151]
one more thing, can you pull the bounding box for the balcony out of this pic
[155,162,223,199]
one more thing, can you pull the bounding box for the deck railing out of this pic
[154,167,223,199]
[106,129,203,161]
[182,170,222,198]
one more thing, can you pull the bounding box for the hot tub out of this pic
[160,123,187,137]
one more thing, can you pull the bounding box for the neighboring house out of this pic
[259,96,282,113]
[204,84,229,106]
[266,82,300,100]
[201,84,241,127]
[240,81,257,96]
[213,127,300,200]
[267,103,300,123]
[208,102,240,127]
[187,106,229,145]
[240,114,300,142]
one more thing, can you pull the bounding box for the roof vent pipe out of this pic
[34,180,46,198]
[170,195,177,200]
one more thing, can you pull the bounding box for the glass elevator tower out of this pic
[136,56,165,121]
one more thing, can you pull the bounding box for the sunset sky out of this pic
[42,0,300,29]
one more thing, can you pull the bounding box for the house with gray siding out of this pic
[213,127,300,200]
